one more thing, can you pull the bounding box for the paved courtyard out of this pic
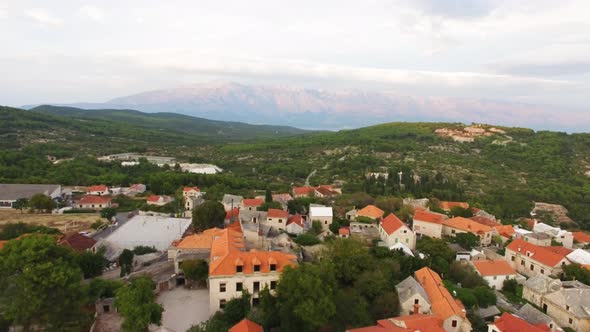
[156,288,210,332]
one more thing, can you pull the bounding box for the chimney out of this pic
[413,303,419,315]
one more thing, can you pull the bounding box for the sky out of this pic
[1,0,590,123]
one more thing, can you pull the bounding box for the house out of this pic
[533,223,574,249]
[292,186,315,198]
[414,267,471,332]
[146,195,174,206]
[168,228,220,273]
[208,227,297,314]
[356,205,385,221]
[492,225,515,243]
[241,198,264,211]
[396,276,432,315]
[522,274,564,307]
[573,232,590,246]
[313,185,341,198]
[487,313,551,332]
[439,201,469,212]
[309,205,333,231]
[442,217,493,246]
[185,196,205,212]
[286,214,305,235]
[266,208,289,231]
[566,248,590,266]
[87,185,110,196]
[470,260,521,290]
[348,314,446,332]
[77,195,112,210]
[222,194,244,211]
[229,319,263,332]
[182,187,202,198]
[58,232,97,252]
[379,213,416,250]
[0,184,62,208]
[520,232,553,246]
[505,239,571,277]
[470,216,499,227]
[339,226,350,238]
[127,183,146,195]
[515,303,562,332]
[272,193,293,209]
[412,210,448,239]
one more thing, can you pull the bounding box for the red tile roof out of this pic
[174,228,220,249]
[147,195,162,202]
[0,240,7,251]
[349,314,445,332]
[129,183,144,190]
[242,198,264,207]
[58,232,97,251]
[573,231,590,244]
[415,267,466,320]
[413,210,446,224]
[439,201,469,211]
[470,216,499,227]
[267,208,288,219]
[79,195,111,204]
[292,186,315,196]
[471,260,516,276]
[443,217,492,235]
[272,193,293,202]
[494,225,516,238]
[506,239,571,267]
[229,319,263,332]
[339,226,350,236]
[357,205,385,219]
[492,313,550,332]
[287,214,304,227]
[183,186,200,192]
[380,214,406,235]
[315,186,338,196]
[225,207,240,221]
[87,185,108,192]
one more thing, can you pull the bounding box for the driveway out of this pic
[156,288,210,332]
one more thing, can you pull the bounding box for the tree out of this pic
[277,265,336,332]
[354,269,391,301]
[473,286,496,307]
[12,198,28,213]
[192,201,226,231]
[115,276,164,332]
[562,263,590,285]
[248,286,279,329]
[332,289,372,329]
[310,220,322,235]
[325,238,374,286]
[88,278,123,302]
[450,206,473,218]
[416,237,455,275]
[119,249,134,277]
[293,233,320,246]
[0,235,87,331]
[182,259,209,287]
[257,201,282,211]
[502,279,518,293]
[370,291,400,320]
[100,207,117,221]
[223,291,252,326]
[28,193,56,213]
[454,233,480,250]
[265,189,273,203]
[76,249,107,279]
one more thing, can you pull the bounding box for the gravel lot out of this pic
[156,288,210,332]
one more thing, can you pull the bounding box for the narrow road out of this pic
[305,169,317,186]
[495,290,520,313]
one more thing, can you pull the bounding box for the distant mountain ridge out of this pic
[22,82,589,132]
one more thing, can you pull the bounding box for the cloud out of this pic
[408,0,503,19]
[79,5,104,22]
[25,8,63,26]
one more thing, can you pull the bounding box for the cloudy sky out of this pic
[1,0,589,119]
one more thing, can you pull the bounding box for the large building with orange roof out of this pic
[412,209,448,239]
[208,225,297,314]
[168,228,222,273]
[505,239,571,277]
[414,267,471,332]
[241,198,264,211]
[442,217,493,246]
[379,213,415,250]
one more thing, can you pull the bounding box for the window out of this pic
[451,230,456,234]
[220,283,226,292]
[252,297,260,306]
[530,264,534,271]
[395,238,399,243]
[271,281,277,290]
[220,299,226,309]
[236,282,243,292]
[254,264,260,272]
[325,220,328,224]
[254,281,260,292]
[521,260,525,266]
[511,256,515,261]
[403,230,407,233]
[540,269,545,274]
[270,264,277,271]
[566,305,570,311]
[569,318,573,324]
[236,265,243,273]
[278,219,282,223]
[493,276,497,280]
[451,320,457,327]
[414,299,419,305]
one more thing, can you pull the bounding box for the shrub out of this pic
[132,245,158,255]
[294,233,320,246]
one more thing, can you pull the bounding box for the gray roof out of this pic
[525,232,552,240]
[0,184,61,200]
[544,288,590,318]
[475,305,501,318]
[239,210,267,222]
[523,274,561,294]
[222,194,243,205]
[395,276,430,305]
[515,304,556,326]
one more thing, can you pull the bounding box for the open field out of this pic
[0,209,104,233]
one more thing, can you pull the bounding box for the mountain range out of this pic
[23,82,587,132]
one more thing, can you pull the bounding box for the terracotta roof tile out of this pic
[58,232,97,251]
[183,186,200,192]
[267,208,288,219]
[413,210,446,224]
[380,214,406,235]
[415,267,466,320]
[87,185,108,192]
[175,228,220,249]
[287,214,304,227]
[471,260,517,276]
[439,201,469,211]
[443,217,492,234]
[506,239,571,267]
[242,198,264,207]
[470,216,499,227]
[225,208,240,221]
[292,186,315,196]
[78,195,111,204]
[492,313,550,332]
[229,319,263,332]
[147,195,162,202]
[357,205,385,219]
[0,240,7,250]
[339,226,350,236]
[573,231,590,244]
[494,225,516,238]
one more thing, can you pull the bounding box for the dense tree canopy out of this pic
[115,276,164,332]
[192,201,226,231]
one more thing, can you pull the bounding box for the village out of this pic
[0,180,590,332]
